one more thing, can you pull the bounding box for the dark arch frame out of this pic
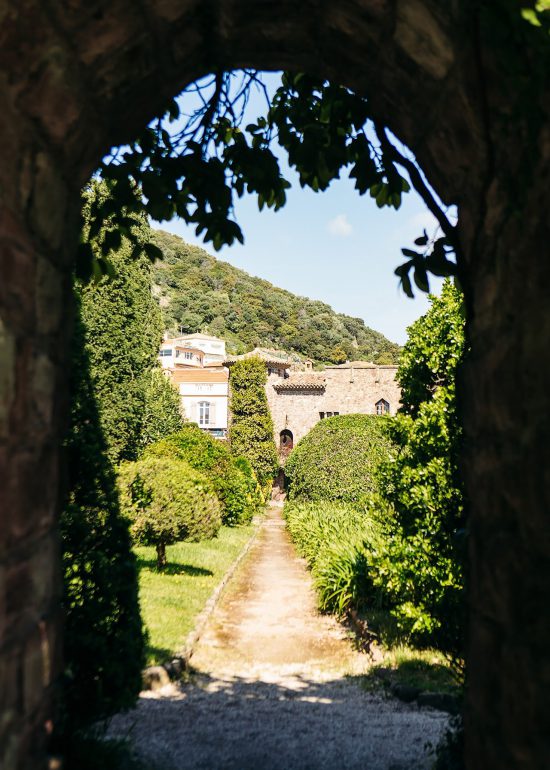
[1,3,549,768]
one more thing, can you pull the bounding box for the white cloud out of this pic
[407,210,439,233]
[327,213,353,237]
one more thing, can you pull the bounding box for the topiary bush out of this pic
[285,414,394,502]
[228,358,279,488]
[118,456,221,569]
[143,424,260,525]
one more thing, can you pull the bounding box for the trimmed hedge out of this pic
[285,414,394,502]
[144,424,262,525]
[118,456,221,568]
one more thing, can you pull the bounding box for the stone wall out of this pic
[267,364,401,446]
[1,2,549,768]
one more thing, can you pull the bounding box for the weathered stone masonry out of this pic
[266,362,401,446]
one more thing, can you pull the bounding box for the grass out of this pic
[372,645,459,693]
[136,523,256,665]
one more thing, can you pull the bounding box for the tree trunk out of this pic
[156,541,167,571]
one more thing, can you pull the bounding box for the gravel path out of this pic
[109,506,448,769]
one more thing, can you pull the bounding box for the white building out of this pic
[159,341,204,369]
[161,333,226,366]
[170,368,229,438]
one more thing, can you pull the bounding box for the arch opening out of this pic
[1,5,549,769]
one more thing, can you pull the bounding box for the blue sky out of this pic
[153,73,444,346]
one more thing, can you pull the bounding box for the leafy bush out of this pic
[376,281,466,661]
[284,500,381,614]
[118,456,221,569]
[229,358,279,487]
[144,424,260,525]
[285,414,394,502]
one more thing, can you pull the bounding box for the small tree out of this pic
[140,368,185,450]
[118,456,221,569]
[146,425,262,525]
[228,358,278,488]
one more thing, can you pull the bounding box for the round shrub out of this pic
[144,424,259,525]
[285,414,394,502]
[118,456,221,568]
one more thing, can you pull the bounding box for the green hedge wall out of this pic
[285,414,394,502]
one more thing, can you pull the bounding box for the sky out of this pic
[152,73,445,346]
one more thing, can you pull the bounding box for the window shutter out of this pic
[209,401,216,426]
[191,401,199,423]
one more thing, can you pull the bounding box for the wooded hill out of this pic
[151,229,401,365]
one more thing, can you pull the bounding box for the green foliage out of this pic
[151,229,400,363]
[60,305,144,734]
[376,280,466,659]
[284,500,381,615]
[397,281,464,416]
[79,183,163,464]
[285,414,394,503]
[228,358,279,486]
[118,456,221,569]
[140,368,185,450]
[144,424,261,525]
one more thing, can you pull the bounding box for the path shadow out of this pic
[136,557,213,577]
[108,669,451,770]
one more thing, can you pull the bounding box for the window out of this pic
[376,399,390,415]
[199,401,211,425]
[319,412,325,419]
[184,351,193,360]
[160,349,172,357]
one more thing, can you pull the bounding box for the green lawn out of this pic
[136,524,256,665]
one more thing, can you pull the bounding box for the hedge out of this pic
[285,414,394,502]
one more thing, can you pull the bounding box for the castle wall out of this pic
[267,365,401,446]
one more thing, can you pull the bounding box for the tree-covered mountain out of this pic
[151,229,401,365]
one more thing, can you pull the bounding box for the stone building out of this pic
[225,349,401,454]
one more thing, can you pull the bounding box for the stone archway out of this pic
[1,3,549,768]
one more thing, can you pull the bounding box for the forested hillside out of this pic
[151,230,401,364]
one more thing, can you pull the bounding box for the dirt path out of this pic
[110,505,448,769]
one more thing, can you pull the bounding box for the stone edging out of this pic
[142,516,262,691]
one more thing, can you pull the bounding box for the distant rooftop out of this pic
[273,374,326,392]
[224,347,292,367]
[325,360,398,370]
[178,332,225,342]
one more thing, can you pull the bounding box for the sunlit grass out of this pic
[136,524,256,665]
[373,645,458,693]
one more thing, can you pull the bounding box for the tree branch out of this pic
[373,123,457,246]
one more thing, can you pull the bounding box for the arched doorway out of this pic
[1,5,549,768]
[279,429,294,456]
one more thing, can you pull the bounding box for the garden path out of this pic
[109,505,448,769]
